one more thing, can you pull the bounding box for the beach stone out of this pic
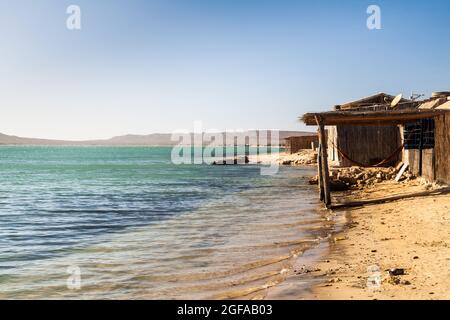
[389,268,406,276]
[355,172,365,180]
[328,166,398,190]
[350,167,362,174]
[330,180,350,191]
[388,276,401,285]
[308,176,319,185]
[296,265,321,275]
[339,176,357,185]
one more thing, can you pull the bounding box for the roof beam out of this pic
[301,110,445,126]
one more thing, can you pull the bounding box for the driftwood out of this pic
[330,187,450,210]
[395,163,409,182]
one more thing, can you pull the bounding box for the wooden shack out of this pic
[284,135,318,154]
[302,108,450,207]
[401,94,450,183]
[326,93,415,167]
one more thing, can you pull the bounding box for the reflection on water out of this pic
[0,147,328,299]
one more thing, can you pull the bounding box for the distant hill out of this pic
[0,131,316,146]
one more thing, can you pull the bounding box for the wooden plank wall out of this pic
[286,136,319,154]
[435,114,450,184]
[326,126,340,166]
[405,150,419,175]
[422,149,435,181]
[336,125,402,167]
[405,149,435,181]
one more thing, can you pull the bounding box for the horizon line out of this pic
[0,129,317,143]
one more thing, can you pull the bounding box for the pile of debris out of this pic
[279,149,318,166]
[309,166,416,191]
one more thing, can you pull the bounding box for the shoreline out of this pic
[269,179,450,300]
[263,210,349,300]
[0,156,326,300]
[248,150,317,167]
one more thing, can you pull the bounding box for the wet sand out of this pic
[268,180,450,300]
[1,163,333,300]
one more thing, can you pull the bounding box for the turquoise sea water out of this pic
[0,146,328,299]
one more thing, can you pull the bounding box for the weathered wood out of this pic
[419,120,424,176]
[301,109,445,126]
[395,163,409,182]
[435,113,450,184]
[330,124,401,167]
[330,187,450,210]
[406,149,434,182]
[316,116,331,207]
[285,135,319,154]
[317,144,324,201]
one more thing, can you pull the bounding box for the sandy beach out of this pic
[250,153,447,300]
[248,150,317,166]
[291,180,450,300]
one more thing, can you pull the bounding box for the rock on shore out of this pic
[309,166,417,191]
[279,150,318,166]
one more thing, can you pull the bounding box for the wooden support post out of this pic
[419,119,424,176]
[318,144,324,201]
[316,116,331,207]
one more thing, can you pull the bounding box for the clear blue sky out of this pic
[1,0,450,140]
